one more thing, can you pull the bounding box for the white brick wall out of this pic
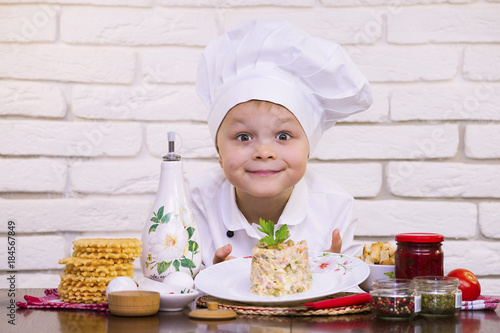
[387,162,500,197]
[0,120,142,156]
[61,7,219,46]
[0,5,58,42]
[0,81,66,117]
[1,0,499,296]
[0,158,68,192]
[354,200,477,238]
[391,84,500,121]
[0,235,66,270]
[465,124,500,158]
[0,198,151,232]
[387,5,500,44]
[463,46,500,81]
[479,202,500,238]
[0,44,136,83]
[72,84,206,121]
[348,45,459,82]
[312,124,459,160]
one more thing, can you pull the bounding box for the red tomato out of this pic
[447,268,481,301]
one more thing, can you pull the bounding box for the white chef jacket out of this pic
[186,167,357,268]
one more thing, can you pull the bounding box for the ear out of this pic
[216,144,223,168]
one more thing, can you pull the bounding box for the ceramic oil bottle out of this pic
[140,132,202,280]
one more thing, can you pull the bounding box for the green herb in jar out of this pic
[421,293,458,315]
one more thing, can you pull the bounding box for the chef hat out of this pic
[196,19,372,152]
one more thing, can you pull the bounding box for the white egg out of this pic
[162,271,194,290]
[106,276,138,298]
[137,277,172,294]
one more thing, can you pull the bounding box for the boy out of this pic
[189,20,372,267]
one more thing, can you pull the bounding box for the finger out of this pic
[326,229,342,253]
[213,244,233,264]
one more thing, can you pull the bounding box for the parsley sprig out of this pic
[257,218,290,246]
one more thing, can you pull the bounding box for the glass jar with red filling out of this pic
[395,233,444,279]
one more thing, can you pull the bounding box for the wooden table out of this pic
[2,288,500,332]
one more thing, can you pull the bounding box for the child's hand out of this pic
[325,229,342,253]
[213,244,236,264]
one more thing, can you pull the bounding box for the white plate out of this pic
[194,252,369,305]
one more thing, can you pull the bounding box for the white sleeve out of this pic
[340,208,362,257]
[185,172,216,269]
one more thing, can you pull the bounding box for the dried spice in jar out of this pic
[395,233,444,279]
[370,279,420,319]
[371,295,416,318]
[412,276,462,316]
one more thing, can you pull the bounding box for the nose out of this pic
[253,141,277,160]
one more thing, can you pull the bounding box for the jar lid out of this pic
[395,233,444,243]
[412,276,459,289]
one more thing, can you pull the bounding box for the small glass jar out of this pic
[370,279,421,319]
[395,233,444,279]
[412,276,462,316]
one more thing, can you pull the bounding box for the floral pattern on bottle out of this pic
[144,205,200,277]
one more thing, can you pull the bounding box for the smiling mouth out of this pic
[247,170,282,176]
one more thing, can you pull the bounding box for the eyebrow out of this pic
[274,116,296,125]
[228,114,297,126]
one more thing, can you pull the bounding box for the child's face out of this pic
[216,100,309,199]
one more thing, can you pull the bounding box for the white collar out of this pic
[221,177,308,239]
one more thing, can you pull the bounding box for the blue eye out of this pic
[236,134,252,142]
[276,132,291,141]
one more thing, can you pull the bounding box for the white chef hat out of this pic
[196,19,372,152]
